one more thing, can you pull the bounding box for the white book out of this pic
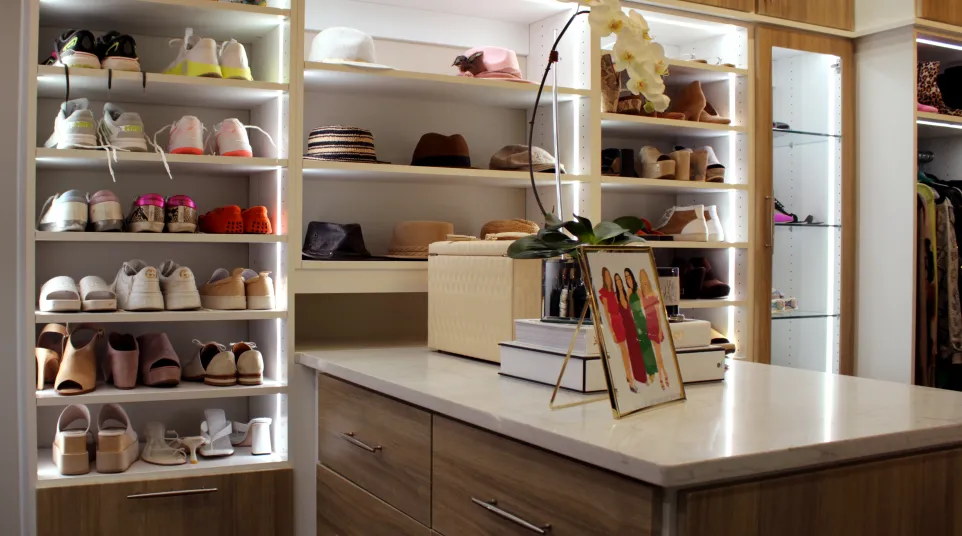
[498,342,607,393]
[513,319,601,356]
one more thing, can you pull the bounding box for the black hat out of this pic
[302,222,373,260]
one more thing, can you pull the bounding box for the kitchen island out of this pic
[300,347,962,536]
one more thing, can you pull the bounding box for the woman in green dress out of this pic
[624,269,661,388]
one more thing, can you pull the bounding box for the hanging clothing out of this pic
[917,184,938,387]
[936,199,962,367]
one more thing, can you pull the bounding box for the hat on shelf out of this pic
[308,27,393,69]
[387,221,455,259]
[452,46,530,83]
[411,133,473,168]
[490,144,565,174]
[479,219,540,241]
[304,126,389,164]
[302,222,375,260]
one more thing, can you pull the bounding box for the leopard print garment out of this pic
[919,61,962,117]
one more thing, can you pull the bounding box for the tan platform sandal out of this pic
[54,324,103,396]
[52,404,93,475]
[35,323,67,390]
[96,404,140,473]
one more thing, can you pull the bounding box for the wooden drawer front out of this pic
[919,0,962,28]
[756,0,854,30]
[318,374,432,525]
[38,469,292,536]
[432,417,660,536]
[318,464,431,536]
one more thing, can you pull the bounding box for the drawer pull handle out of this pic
[339,432,382,453]
[471,498,551,534]
[127,488,218,499]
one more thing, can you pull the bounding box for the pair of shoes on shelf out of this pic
[110,259,202,311]
[654,204,725,242]
[199,205,273,234]
[637,146,725,182]
[52,403,138,475]
[676,257,731,300]
[126,194,198,233]
[164,27,252,81]
[154,116,275,158]
[185,340,264,386]
[43,30,140,71]
[38,276,116,312]
[38,190,197,233]
[44,100,148,153]
[667,81,731,124]
[199,268,275,310]
[196,409,273,460]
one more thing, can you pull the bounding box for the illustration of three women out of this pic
[597,267,669,392]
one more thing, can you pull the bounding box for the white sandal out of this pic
[52,404,92,475]
[141,421,187,466]
[229,418,272,455]
[39,276,81,312]
[199,409,234,457]
[79,275,117,312]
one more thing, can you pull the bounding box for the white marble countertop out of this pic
[298,346,962,488]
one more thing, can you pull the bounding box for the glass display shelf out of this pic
[773,128,841,148]
[771,310,840,320]
[775,223,841,228]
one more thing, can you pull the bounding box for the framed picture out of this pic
[578,245,685,417]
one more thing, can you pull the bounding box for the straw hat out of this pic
[304,126,388,164]
[479,219,540,241]
[387,221,455,259]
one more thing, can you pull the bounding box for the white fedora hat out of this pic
[309,27,393,69]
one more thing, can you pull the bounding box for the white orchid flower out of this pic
[625,11,653,41]
[589,4,629,38]
[643,93,671,113]
[649,42,669,76]
[611,32,650,72]
[626,64,665,97]
[556,0,607,6]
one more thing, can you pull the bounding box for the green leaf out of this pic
[544,213,565,231]
[574,214,594,231]
[593,222,629,242]
[612,216,647,234]
[611,233,647,244]
[563,221,593,243]
[506,235,562,259]
[540,231,578,244]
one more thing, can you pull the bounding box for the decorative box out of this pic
[677,345,727,383]
[669,319,712,349]
[428,241,542,362]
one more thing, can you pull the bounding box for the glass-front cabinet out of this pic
[755,28,855,374]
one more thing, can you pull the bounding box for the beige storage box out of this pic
[429,241,542,362]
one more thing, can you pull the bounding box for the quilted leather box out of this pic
[428,241,542,363]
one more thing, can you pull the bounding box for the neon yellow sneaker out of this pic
[163,28,222,78]
[218,39,253,81]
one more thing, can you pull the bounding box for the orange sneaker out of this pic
[242,206,272,234]
[200,206,243,234]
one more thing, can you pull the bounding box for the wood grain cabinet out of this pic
[317,374,432,525]
[37,469,293,536]
[687,0,753,13]
[757,0,854,30]
[918,0,962,27]
[317,464,430,536]
[432,417,660,536]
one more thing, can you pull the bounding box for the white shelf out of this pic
[302,159,587,188]
[303,62,590,109]
[679,299,746,309]
[916,111,962,139]
[38,0,290,42]
[647,241,748,249]
[36,379,286,407]
[36,231,286,244]
[35,309,287,323]
[35,148,286,175]
[37,66,288,109]
[37,448,289,489]
[665,59,748,85]
[601,113,746,138]
[600,176,746,193]
[295,261,428,294]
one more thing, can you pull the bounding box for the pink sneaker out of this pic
[156,115,204,155]
[87,190,123,232]
[207,118,275,157]
[165,195,198,233]
[126,194,165,233]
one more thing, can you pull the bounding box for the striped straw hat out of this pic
[304,126,388,163]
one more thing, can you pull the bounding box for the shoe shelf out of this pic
[601,113,747,138]
[916,111,962,139]
[665,59,749,85]
[295,261,428,294]
[36,447,290,489]
[304,62,590,110]
[35,231,287,244]
[645,241,749,249]
[35,148,287,175]
[302,159,588,188]
[38,0,290,43]
[34,309,288,323]
[36,379,287,407]
[679,298,747,309]
[599,176,747,193]
[37,66,289,109]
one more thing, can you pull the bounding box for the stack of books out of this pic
[499,319,727,393]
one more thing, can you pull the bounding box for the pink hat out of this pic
[452,46,531,83]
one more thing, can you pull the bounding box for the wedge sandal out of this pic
[96,404,139,473]
[54,324,103,396]
[52,404,93,475]
[35,323,67,390]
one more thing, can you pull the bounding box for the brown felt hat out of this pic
[479,219,540,240]
[387,221,455,259]
[411,133,473,168]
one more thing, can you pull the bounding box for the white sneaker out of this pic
[155,115,205,156]
[158,260,202,311]
[163,28,222,78]
[655,204,709,241]
[98,103,147,152]
[111,260,165,311]
[704,205,725,242]
[44,99,97,150]
[218,39,253,81]
[207,119,276,157]
[38,190,88,232]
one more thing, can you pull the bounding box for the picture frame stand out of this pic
[549,302,611,411]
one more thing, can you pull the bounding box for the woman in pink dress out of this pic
[615,274,648,386]
[598,268,637,392]
[639,269,669,389]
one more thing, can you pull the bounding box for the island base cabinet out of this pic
[37,469,293,536]
[317,464,430,536]
[432,417,660,536]
[679,448,962,536]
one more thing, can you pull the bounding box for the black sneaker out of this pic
[44,29,99,69]
[96,31,141,72]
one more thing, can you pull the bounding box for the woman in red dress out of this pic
[639,269,669,388]
[598,268,637,392]
[615,274,648,387]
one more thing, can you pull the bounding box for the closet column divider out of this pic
[586,26,604,223]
